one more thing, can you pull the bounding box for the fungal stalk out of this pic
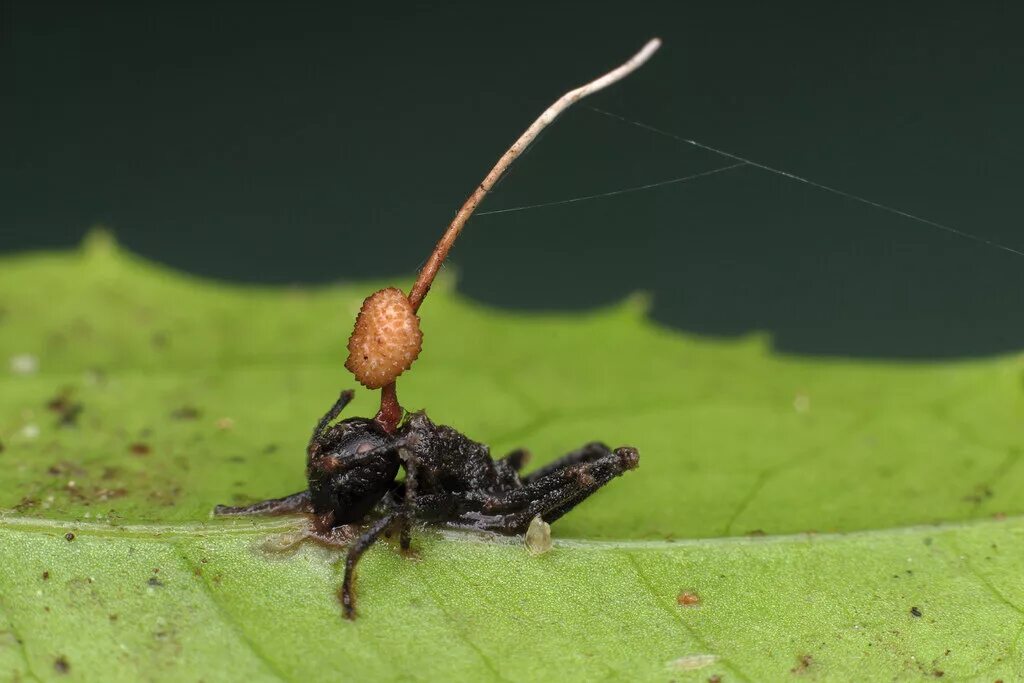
[344,38,663,432]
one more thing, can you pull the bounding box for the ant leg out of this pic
[461,447,639,534]
[397,448,420,551]
[500,448,531,472]
[309,389,355,449]
[521,442,614,483]
[339,511,400,620]
[494,448,531,489]
[213,490,311,516]
[476,444,625,512]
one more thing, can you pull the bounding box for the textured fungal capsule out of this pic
[345,287,423,389]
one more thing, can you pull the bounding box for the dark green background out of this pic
[4,1,1023,357]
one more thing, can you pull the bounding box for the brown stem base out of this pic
[374,382,403,433]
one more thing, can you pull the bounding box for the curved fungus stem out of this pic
[373,38,663,432]
[406,38,661,313]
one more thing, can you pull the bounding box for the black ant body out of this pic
[215,390,638,618]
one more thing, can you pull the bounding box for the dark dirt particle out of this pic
[54,656,70,674]
[147,486,182,506]
[108,614,118,622]
[911,606,922,617]
[932,670,944,677]
[147,577,164,587]
[51,460,87,479]
[47,393,84,428]
[96,487,127,501]
[42,571,50,580]
[790,654,813,674]
[963,484,994,504]
[708,676,722,683]
[15,496,39,512]
[677,591,701,606]
[64,532,75,542]
[129,442,151,456]
[58,404,83,427]
[171,405,202,420]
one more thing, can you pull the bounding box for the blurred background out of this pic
[4,1,1023,358]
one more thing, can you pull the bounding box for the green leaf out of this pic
[1,233,1022,681]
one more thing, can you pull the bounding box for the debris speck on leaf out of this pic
[129,442,152,455]
[46,392,83,427]
[911,606,922,617]
[54,655,70,674]
[64,532,75,542]
[669,654,719,671]
[9,353,39,375]
[677,591,701,606]
[525,515,552,555]
[791,653,813,673]
[171,406,201,420]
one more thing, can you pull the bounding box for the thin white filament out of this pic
[475,162,748,216]
[589,106,1024,258]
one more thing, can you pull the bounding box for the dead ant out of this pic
[213,39,660,619]
[215,390,639,618]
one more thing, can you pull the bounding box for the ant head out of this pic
[308,417,387,460]
[306,417,401,526]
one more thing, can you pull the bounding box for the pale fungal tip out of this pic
[525,514,552,555]
[345,287,423,389]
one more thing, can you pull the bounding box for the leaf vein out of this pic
[622,552,752,682]
[173,544,292,683]
[413,560,511,683]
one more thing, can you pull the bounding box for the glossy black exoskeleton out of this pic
[215,389,639,619]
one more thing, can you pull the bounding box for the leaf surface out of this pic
[0,234,1021,681]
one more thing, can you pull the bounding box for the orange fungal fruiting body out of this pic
[345,287,423,389]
